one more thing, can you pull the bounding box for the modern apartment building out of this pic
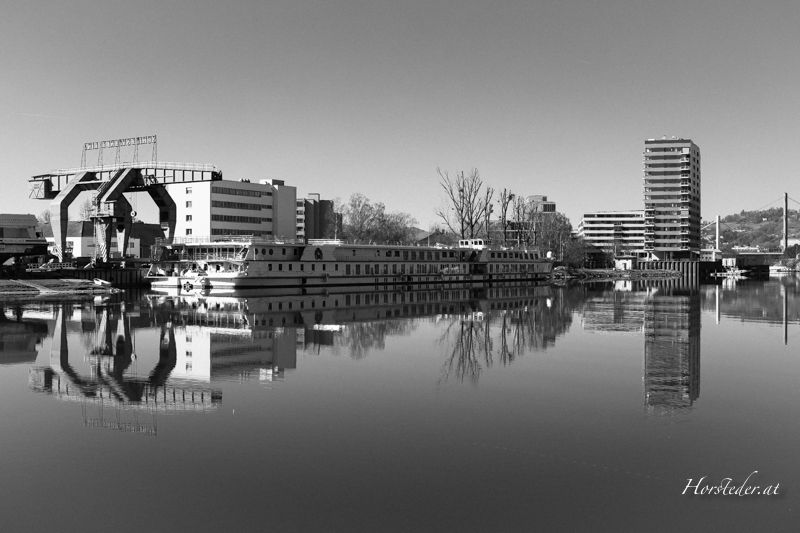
[643,138,701,260]
[578,210,646,257]
[166,179,298,240]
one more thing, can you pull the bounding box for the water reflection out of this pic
[0,303,49,366]
[5,278,770,430]
[580,282,702,415]
[436,286,580,384]
[704,276,800,339]
[643,288,701,416]
[22,302,222,437]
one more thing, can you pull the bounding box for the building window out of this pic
[186,229,192,235]
[186,215,192,221]
[186,201,192,208]
[186,187,192,194]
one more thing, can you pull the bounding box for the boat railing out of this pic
[156,235,302,246]
[172,252,246,262]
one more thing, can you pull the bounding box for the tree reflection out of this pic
[336,319,419,360]
[437,287,580,384]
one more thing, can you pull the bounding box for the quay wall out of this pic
[639,261,723,279]
[67,268,151,287]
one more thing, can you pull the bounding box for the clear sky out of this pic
[3,0,800,229]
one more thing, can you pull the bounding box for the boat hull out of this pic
[150,271,549,293]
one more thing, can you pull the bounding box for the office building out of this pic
[527,195,556,213]
[643,138,701,260]
[578,210,646,257]
[167,179,297,240]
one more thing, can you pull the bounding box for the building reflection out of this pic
[0,302,49,366]
[13,281,645,432]
[26,301,222,436]
[643,287,701,416]
[579,280,702,415]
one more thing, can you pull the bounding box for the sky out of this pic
[3,0,800,229]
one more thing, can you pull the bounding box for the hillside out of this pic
[702,207,800,251]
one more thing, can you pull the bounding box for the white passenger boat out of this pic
[147,237,553,293]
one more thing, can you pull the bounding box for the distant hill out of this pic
[702,207,800,251]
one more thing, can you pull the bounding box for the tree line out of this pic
[333,193,419,244]
[432,168,574,259]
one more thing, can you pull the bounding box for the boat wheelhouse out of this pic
[148,236,552,293]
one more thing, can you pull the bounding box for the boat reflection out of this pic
[8,278,716,429]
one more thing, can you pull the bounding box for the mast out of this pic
[784,192,789,253]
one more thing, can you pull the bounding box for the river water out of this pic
[1,277,798,532]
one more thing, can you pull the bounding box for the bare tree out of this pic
[434,168,491,239]
[481,186,495,241]
[497,188,515,245]
[325,196,344,239]
[530,211,572,259]
[78,197,94,220]
[341,193,417,244]
[511,196,529,246]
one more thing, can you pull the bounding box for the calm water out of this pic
[1,278,799,532]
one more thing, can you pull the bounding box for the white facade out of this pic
[578,210,645,257]
[46,236,143,258]
[167,179,297,240]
